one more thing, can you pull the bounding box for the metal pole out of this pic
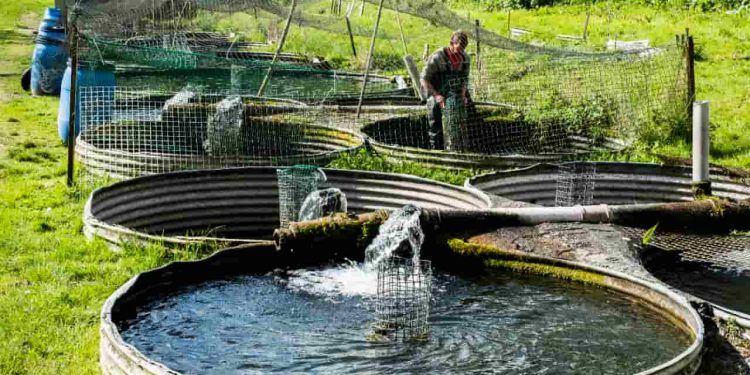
[692,101,711,196]
[257,0,297,97]
[396,11,408,55]
[346,16,357,57]
[66,21,78,187]
[355,0,385,119]
[359,0,365,16]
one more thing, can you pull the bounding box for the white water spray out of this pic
[286,204,426,298]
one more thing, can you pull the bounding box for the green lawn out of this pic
[0,0,748,373]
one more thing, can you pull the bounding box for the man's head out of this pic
[449,30,469,53]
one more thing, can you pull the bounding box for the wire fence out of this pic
[75,86,365,185]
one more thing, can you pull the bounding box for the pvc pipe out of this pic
[692,101,710,183]
[496,204,610,225]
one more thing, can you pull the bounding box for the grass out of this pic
[0,0,748,373]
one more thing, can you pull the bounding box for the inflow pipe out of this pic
[274,199,750,253]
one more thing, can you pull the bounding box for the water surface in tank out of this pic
[120,267,690,374]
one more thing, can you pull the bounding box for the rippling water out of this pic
[120,268,690,374]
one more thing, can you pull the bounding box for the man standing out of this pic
[420,30,471,150]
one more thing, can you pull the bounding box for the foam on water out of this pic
[285,261,378,298]
[287,204,424,298]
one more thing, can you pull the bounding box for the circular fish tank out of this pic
[100,242,703,374]
[469,161,750,329]
[76,96,365,179]
[467,162,750,207]
[361,110,627,170]
[84,167,491,248]
[632,229,750,328]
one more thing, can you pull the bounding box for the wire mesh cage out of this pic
[277,165,327,228]
[75,86,364,185]
[374,256,432,342]
[555,162,597,207]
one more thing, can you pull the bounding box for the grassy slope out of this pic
[0,1,747,374]
[0,2,208,374]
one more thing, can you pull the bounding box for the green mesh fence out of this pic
[64,0,690,177]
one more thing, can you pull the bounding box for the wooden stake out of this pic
[474,19,481,71]
[507,11,511,38]
[396,10,408,55]
[346,16,357,57]
[582,10,591,41]
[66,22,78,187]
[355,0,385,119]
[257,0,297,97]
[686,35,696,123]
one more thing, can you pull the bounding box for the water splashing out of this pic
[298,188,347,222]
[365,204,424,269]
[287,204,426,298]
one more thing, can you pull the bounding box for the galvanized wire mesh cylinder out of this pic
[277,165,327,228]
[442,95,468,152]
[555,162,597,207]
[374,256,432,341]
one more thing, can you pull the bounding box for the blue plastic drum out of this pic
[57,60,116,143]
[31,25,68,96]
[40,7,62,30]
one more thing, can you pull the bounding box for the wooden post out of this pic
[686,35,696,123]
[403,55,425,101]
[66,22,78,187]
[355,0,385,119]
[507,11,512,38]
[582,10,591,41]
[346,16,357,57]
[474,19,481,71]
[257,0,297,97]
[396,10,408,55]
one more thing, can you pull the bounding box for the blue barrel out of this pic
[31,26,68,96]
[39,8,62,30]
[58,60,116,143]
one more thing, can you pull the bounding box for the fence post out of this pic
[396,10,408,55]
[686,35,695,123]
[582,10,591,40]
[257,0,297,97]
[356,0,385,119]
[67,19,78,187]
[474,19,481,71]
[692,101,710,196]
[346,16,357,57]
